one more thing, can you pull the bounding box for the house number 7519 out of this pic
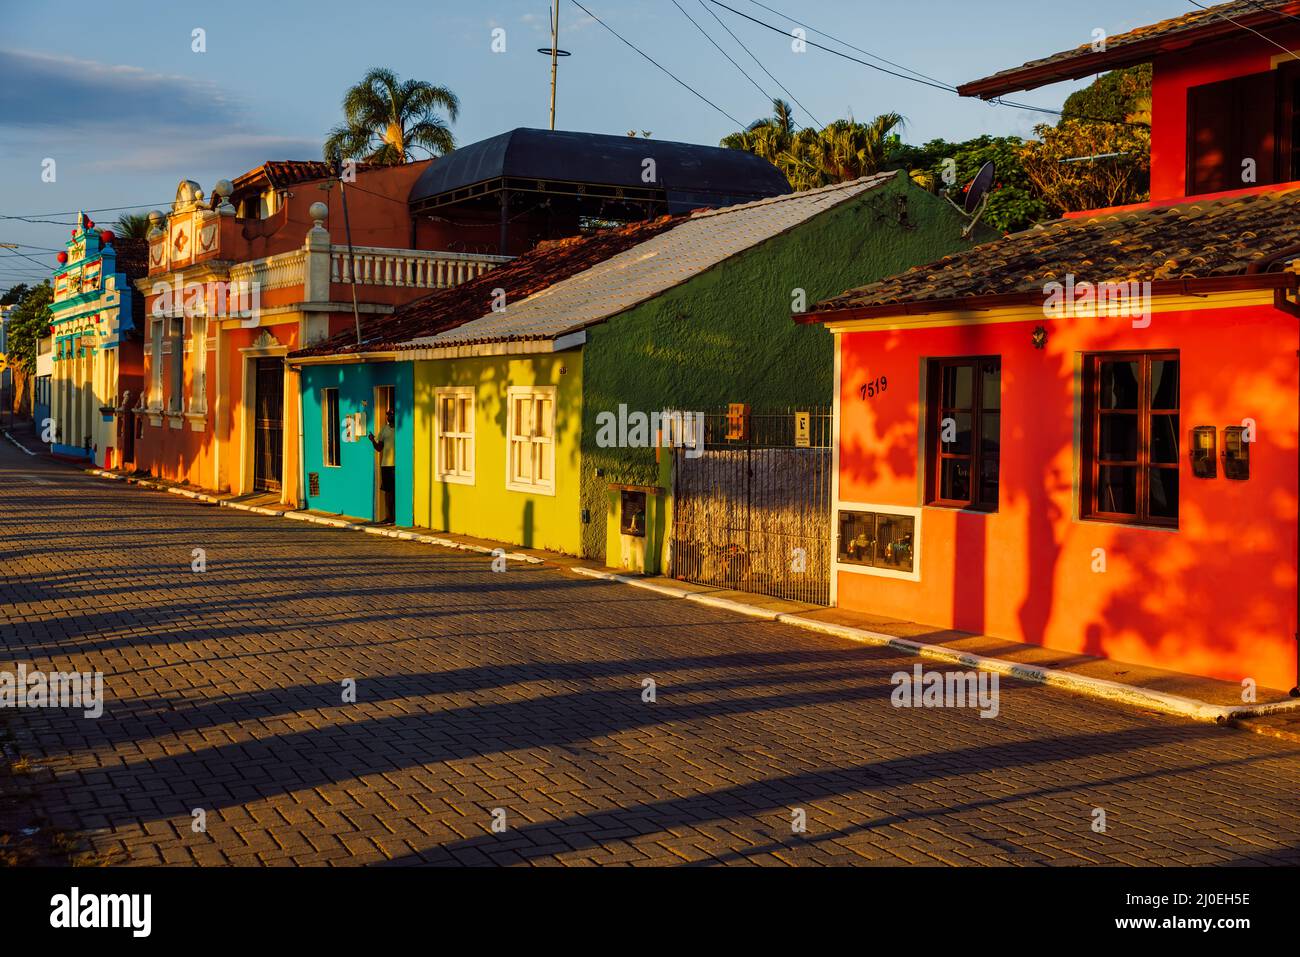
[859,376,888,400]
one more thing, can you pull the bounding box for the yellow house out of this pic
[414,351,584,554]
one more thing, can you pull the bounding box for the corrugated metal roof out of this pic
[399,171,898,350]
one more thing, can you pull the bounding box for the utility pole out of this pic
[537,0,569,130]
[333,160,363,348]
[549,0,560,130]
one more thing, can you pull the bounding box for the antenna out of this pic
[944,160,996,239]
[537,0,572,130]
[964,161,995,214]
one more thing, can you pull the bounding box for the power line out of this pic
[1239,0,1300,28]
[1187,0,1300,59]
[0,201,168,225]
[696,0,822,127]
[706,0,956,92]
[707,0,1148,128]
[745,0,955,91]
[569,0,745,127]
[670,0,780,121]
[0,249,52,269]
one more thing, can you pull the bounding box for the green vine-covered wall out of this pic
[579,175,989,561]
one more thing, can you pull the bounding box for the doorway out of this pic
[373,384,395,522]
[253,357,284,493]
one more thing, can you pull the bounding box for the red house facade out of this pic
[807,0,1300,692]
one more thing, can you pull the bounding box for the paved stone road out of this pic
[1,437,1298,866]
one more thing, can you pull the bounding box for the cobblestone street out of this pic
[2,439,1298,866]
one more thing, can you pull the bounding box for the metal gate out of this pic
[253,357,283,493]
[671,407,832,605]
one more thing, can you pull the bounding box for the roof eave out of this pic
[798,272,1300,324]
[286,350,400,366]
[957,12,1284,99]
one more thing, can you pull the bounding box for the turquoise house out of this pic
[298,361,414,526]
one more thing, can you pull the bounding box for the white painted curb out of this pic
[82,468,542,565]
[2,431,38,457]
[569,566,1300,723]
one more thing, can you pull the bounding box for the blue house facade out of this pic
[299,361,414,526]
[48,214,146,467]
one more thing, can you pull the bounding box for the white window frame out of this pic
[167,316,184,412]
[188,314,207,414]
[505,385,556,496]
[434,386,475,485]
[832,501,923,583]
[150,318,164,409]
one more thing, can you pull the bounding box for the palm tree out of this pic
[802,113,906,184]
[113,212,152,239]
[723,104,910,192]
[721,98,796,166]
[324,68,460,165]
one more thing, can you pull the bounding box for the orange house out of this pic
[806,1,1300,692]
[133,161,509,501]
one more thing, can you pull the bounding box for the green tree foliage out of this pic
[1020,119,1152,214]
[887,135,1050,233]
[1,283,30,306]
[721,100,914,192]
[324,68,460,165]
[113,212,153,239]
[1062,64,1152,125]
[1020,64,1153,213]
[723,66,1152,233]
[5,281,52,375]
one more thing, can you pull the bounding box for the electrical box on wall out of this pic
[1222,426,1250,480]
[1191,426,1216,478]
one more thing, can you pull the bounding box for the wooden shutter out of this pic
[1187,69,1278,195]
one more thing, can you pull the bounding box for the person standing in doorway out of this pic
[369,407,396,524]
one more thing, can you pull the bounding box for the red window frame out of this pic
[925,356,1001,511]
[1081,351,1179,528]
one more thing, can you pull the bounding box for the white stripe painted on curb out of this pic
[82,468,543,565]
[568,565,1300,723]
[2,431,38,457]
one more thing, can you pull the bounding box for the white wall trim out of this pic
[833,500,923,583]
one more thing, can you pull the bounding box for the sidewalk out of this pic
[13,422,1300,741]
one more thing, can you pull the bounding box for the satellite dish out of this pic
[964,161,996,214]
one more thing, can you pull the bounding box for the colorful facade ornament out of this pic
[47,212,145,466]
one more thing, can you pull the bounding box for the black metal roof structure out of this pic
[408,129,790,249]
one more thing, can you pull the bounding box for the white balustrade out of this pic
[329,246,510,290]
[229,249,306,291]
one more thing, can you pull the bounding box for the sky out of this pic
[0,0,1185,290]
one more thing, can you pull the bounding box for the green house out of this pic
[391,172,983,567]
